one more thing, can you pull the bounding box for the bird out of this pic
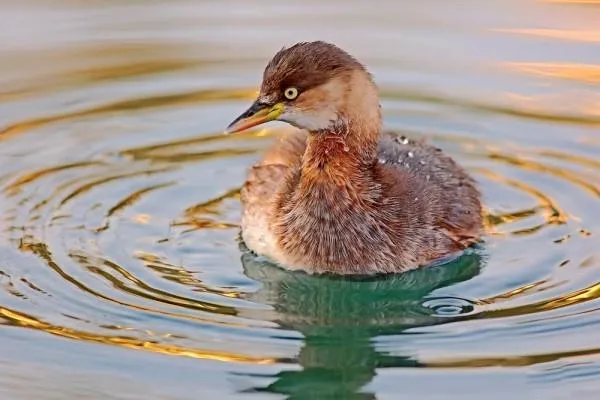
[225,41,482,275]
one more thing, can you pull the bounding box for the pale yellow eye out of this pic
[284,87,298,100]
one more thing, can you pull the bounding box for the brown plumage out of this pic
[227,41,483,275]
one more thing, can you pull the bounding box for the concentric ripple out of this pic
[1,83,599,392]
[1,0,600,398]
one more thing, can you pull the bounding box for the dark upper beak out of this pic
[225,99,283,134]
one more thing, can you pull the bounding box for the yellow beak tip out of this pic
[225,102,284,135]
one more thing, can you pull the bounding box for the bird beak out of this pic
[225,100,284,134]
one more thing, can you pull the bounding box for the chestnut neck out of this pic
[301,84,382,183]
[301,120,379,179]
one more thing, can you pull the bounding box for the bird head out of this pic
[226,41,375,134]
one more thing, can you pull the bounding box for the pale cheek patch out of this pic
[279,107,337,131]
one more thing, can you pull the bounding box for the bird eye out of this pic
[284,87,299,100]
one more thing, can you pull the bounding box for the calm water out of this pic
[1,0,599,399]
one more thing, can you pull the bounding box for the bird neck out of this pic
[301,119,381,186]
[301,74,382,181]
[301,123,378,180]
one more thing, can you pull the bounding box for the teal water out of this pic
[1,0,599,399]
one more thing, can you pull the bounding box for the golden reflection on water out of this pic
[543,0,600,3]
[135,251,243,299]
[506,62,600,84]
[3,161,105,196]
[478,167,567,235]
[106,183,175,218]
[174,188,242,232]
[16,238,252,328]
[497,29,600,43]
[487,152,600,198]
[0,307,274,365]
[423,345,600,369]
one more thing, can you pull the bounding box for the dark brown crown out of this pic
[261,41,365,98]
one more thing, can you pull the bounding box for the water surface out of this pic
[1,0,600,399]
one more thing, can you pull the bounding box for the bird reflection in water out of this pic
[236,249,484,399]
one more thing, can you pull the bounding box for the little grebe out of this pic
[226,41,483,275]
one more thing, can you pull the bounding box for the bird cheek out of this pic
[280,107,336,131]
[277,107,305,128]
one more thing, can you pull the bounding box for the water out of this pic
[1,0,599,398]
